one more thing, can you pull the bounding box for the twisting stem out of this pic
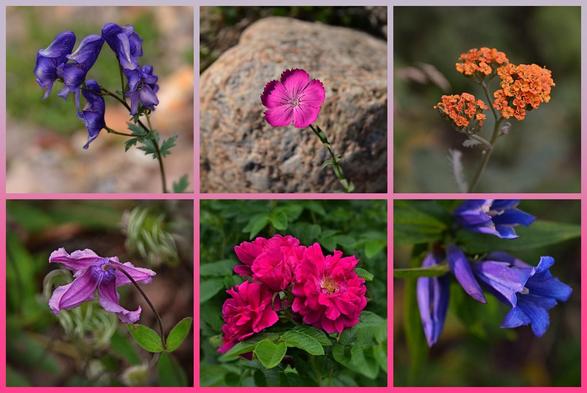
[101,88,169,193]
[309,124,354,193]
[467,117,504,192]
[113,265,166,350]
[105,126,133,137]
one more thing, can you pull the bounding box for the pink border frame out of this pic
[0,0,585,392]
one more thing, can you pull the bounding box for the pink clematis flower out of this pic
[234,235,305,291]
[48,248,156,323]
[292,243,367,334]
[261,69,326,129]
[219,281,280,353]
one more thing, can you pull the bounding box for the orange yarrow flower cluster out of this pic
[493,63,555,120]
[434,93,488,129]
[456,47,509,77]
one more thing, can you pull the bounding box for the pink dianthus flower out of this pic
[292,243,367,334]
[219,281,280,353]
[261,69,326,129]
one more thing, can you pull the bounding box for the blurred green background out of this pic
[200,6,387,73]
[6,200,193,386]
[6,6,194,192]
[394,200,581,386]
[394,7,580,192]
[200,200,387,386]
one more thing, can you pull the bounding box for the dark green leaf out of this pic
[124,138,139,151]
[200,278,225,303]
[394,263,449,278]
[166,317,193,352]
[159,135,178,157]
[394,200,448,245]
[128,324,164,353]
[128,123,147,136]
[110,330,141,365]
[172,175,189,193]
[200,260,235,277]
[243,214,269,239]
[270,210,288,231]
[254,339,287,369]
[365,239,386,258]
[282,326,329,355]
[457,220,580,253]
[157,352,188,386]
[404,277,427,384]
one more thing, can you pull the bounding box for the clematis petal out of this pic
[98,279,141,323]
[112,261,156,286]
[49,248,103,271]
[447,244,486,303]
[49,268,98,312]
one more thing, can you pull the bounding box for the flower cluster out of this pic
[434,93,488,129]
[219,235,367,353]
[493,63,555,120]
[47,248,156,323]
[34,23,159,148]
[418,200,572,346]
[456,47,509,77]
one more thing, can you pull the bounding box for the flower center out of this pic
[289,96,301,108]
[91,258,116,283]
[320,277,338,294]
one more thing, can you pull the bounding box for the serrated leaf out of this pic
[166,317,192,352]
[172,175,189,193]
[457,220,580,253]
[356,267,374,281]
[128,123,147,136]
[200,260,236,277]
[254,339,287,369]
[394,263,449,278]
[219,334,275,362]
[282,326,330,355]
[159,135,178,157]
[242,214,269,239]
[128,324,164,353]
[124,137,139,151]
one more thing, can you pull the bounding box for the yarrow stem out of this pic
[112,265,166,350]
[308,124,354,193]
[481,80,499,121]
[467,116,504,192]
[100,87,169,193]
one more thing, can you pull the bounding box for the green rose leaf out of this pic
[254,339,287,369]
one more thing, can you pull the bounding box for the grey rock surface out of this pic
[200,17,387,192]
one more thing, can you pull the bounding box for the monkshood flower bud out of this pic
[48,248,155,323]
[101,22,143,71]
[125,65,159,115]
[476,252,572,336]
[34,31,76,98]
[80,80,106,149]
[261,68,325,128]
[454,199,535,239]
[416,252,450,347]
[447,244,486,303]
[56,34,104,107]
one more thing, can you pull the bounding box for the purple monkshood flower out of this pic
[475,252,572,337]
[454,200,535,239]
[34,31,76,99]
[125,65,159,115]
[417,252,450,347]
[79,80,106,149]
[48,248,155,324]
[101,23,143,71]
[56,34,104,108]
[447,244,486,303]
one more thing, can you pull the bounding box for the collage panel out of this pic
[6,6,194,193]
[6,200,194,387]
[393,199,580,386]
[199,199,387,386]
[200,6,388,193]
[393,6,580,193]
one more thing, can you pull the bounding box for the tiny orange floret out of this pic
[434,93,488,129]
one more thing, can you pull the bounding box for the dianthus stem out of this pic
[101,88,169,193]
[467,117,504,192]
[113,265,167,350]
[309,124,354,193]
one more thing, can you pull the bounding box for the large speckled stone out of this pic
[200,17,387,192]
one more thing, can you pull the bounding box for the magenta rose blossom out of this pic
[292,243,367,333]
[234,235,305,291]
[219,281,280,353]
[261,69,325,129]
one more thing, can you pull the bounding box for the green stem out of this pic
[118,65,126,95]
[101,88,169,193]
[467,117,504,193]
[113,265,166,350]
[105,126,133,137]
[481,80,498,121]
[309,124,354,193]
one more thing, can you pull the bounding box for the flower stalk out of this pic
[309,124,354,193]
